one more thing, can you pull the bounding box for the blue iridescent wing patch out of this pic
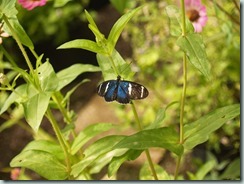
[97,76,149,104]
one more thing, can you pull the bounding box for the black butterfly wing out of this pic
[97,80,118,102]
[120,80,149,100]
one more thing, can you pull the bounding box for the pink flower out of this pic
[18,0,47,11]
[185,0,208,33]
[10,168,21,180]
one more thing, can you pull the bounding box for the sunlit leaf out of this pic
[0,84,27,114]
[37,61,58,92]
[177,34,211,80]
[6,18,34,48]
[0,0,18,18]
[10,150,68,180]
[71,135,125,177]
[22,92,50,132]
[56,63,100,90]
[108,6,142,50]
[114,127,184,156]
[71,123,114,155]
[58,39,106,54]
[22,140,64,161]
[184,104,240,150]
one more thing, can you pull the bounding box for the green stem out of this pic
[46,108,72,178]
[0,45,18,67]
[2,14,40,90]
[174,0,188,180]
[51,93,77,138]
[131,102,158,180]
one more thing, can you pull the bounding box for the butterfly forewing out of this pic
[97,80,117,101]
[120,81,149,100]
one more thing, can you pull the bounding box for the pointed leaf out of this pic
[6,18,34,49]
[108,149,142,177]
[184,104,240,150]
[71,123,114,155]
[22,140,64,161]
[165,5,194,36]
[97,49,133,81]
[177,34,211,79]
[58,39,106,54]
[56,63,100,90]
[0,0,18,18]
[22,92,50,132]
[37,61,58,92]
[71,135,125,177]
[0,84,27,114]
[10,150,68,180]
[114,127,184,156]
[108,6,142,49]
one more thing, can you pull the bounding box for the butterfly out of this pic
[97,75,149,104]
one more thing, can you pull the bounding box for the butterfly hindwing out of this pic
[117,82,130,104]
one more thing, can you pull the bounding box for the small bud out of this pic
[0,73,9,85]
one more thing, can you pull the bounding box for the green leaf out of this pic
[22,140,64,161]
[53,0,70,7]
[110,0,132,14]
[7,18,34,49]
[0,0,18,18]
[220,158,240,179]
[195,159,216,180]
[146,101,178,130]
[184,104,240,150]
[140,163,173,180]
[71,135,125,177]
[56,63,100,90]
[114,127,184,156]
[84,10,99,31]
[165,5,194,37]
[108,149,142,177]
[10,150,68,180]
[97,49,133,81]
[177,34,211,80]
[37,61,59,92]
[108,6,142,50]
[89,148,127,174]
[58,39,106,54]
[0,84,27,114]
[22,92,50,132]
[84,10,105,42]
[71,123,114,155]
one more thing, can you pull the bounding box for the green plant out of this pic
[0,0,240,180]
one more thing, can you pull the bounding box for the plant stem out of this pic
[131,102,158,180]
[2,14,40,90]
[174,0,188,180]
[46,108,72,178]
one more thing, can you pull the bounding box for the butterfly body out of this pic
[97,76,149,104]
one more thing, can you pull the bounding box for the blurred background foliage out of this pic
[1,0,240,180]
